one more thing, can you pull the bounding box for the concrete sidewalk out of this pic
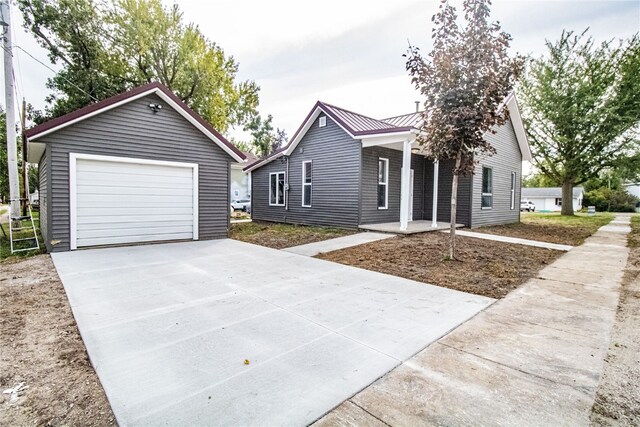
[442,229,574,251]
[283,232,394,257]
[317,215,630,426]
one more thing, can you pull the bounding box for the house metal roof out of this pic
[319,102,414,136]
[382,112,423,128]
[521,187,584,199]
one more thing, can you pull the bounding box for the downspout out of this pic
[285,155,290,222]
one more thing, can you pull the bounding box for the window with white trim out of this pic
[510,172,516,210]
[378,158,389,209]
[319,116,326,127]
[302,161,312,207]
[269,172,285,206]
[481,167,493,209]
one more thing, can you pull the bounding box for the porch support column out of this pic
[431,160,439,227]
[400,139,412,231]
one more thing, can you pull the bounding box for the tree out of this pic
[406,0,523,259]
[18,0,259,133]
[522,172,559,188]
[519,30,640,215]
[243,114,287,157]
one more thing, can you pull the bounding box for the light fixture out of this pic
[148,103,163,113]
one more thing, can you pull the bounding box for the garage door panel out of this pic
[77,225,195,239]
[77,232,194,248]
[77,194,193,206]
[73,156,196,248]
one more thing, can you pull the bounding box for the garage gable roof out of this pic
[25,82,246,163]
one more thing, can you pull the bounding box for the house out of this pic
[26,82,246,252]
[230,151,257,202]
[245,93,531,231]
[521,187,584,212]
[623,182,640,199]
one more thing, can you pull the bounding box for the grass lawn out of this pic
[475,211,615,246]
[230,221,356,249]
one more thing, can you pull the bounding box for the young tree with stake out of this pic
[406,0,523,259]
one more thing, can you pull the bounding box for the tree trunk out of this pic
[449,150,463,260]
[561,180,574,216]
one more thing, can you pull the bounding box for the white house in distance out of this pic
[230,151,257,201]
[521,187,584,212]
[624,181,640,199]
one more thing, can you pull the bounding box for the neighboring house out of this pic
[245,93,531,230]
[623,182,640,199]
[521,187,584,212]
[26,82,246,252]
[230,151,257,201]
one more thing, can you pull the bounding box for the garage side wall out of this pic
[38,149,51,251]
[43,94,231,252]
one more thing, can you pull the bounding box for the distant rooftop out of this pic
[521,187,584,199]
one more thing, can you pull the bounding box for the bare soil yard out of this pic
[477,212,614,246]
[317,232,561,299]
[0,255,115,426]
[230,221,355,249]
[592,215,640,426]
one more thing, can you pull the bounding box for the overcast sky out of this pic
[3,0,639,141]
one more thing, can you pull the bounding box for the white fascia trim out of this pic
[284,107,357,157]
[68,153,200,250]
[245,151,285,173]
[30,88,245,163]
[360,131,418,148]
[506,94,532,162]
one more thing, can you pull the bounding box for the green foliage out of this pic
[519,29,640,215]
[522,172,559,188]
[244,114,288,157]
[28,165,39,193]
[584,187,639,212]
[18,0,259,132]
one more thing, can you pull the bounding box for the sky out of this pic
[2,0,639,143]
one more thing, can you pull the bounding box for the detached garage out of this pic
[27,82,246,252]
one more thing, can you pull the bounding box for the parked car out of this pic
[231,199,251,212]
[520,200,536,212]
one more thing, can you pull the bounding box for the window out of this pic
[269,172,285,206]
[378,158,389,209]
[510,172,516,210]
[319,116,326,127]
[302,161,312,207]
[555,198,562,206]
[481,167,493,208]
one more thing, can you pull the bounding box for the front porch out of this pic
[359,220,464,235]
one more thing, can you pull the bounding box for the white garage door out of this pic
[71,154,198,249]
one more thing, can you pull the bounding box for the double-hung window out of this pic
[269,172,285,206]
[302,161,312,207]
[378,158,389,209]
[481,167,493,209]
[510,172,516,210]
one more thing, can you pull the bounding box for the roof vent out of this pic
[415,101,420,113]
[319,116,326,127]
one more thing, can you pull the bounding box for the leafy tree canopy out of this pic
[519,29,640,215]
[243,113,287,158]
[18,0,259,133]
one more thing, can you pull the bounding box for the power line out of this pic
[8,44,99,102]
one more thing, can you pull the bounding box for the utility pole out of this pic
[21,97,27,216]
[1,0,20,220]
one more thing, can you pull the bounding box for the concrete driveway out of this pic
[52,239,493,426]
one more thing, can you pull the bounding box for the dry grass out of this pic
[230,221,355,249]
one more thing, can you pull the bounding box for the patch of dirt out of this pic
[591,217,640,426]
[476,221,602,246]
[0,255,116,426]
[316,232,561,299]
[230,221,355,249]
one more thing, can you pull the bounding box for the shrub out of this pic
[584,187,639,212]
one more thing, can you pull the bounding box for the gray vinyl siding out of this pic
[423,159,472,226]
[251,114,361,228]
[38,151,51,251]
[470,119,522,227]
[41,93,231,252]
[360,147,425,224]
